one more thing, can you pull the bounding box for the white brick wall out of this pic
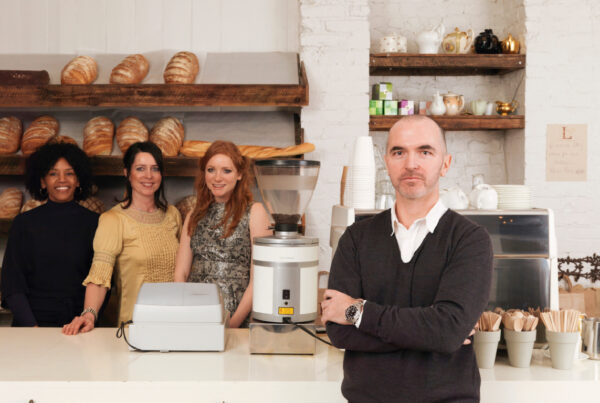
[300,0,371,270]
[523,0,600,257]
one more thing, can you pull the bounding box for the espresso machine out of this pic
[249,159,320,354]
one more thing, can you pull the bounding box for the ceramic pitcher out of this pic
[443,92,464,116]
[417,23,445,54]
[430,91,446,115]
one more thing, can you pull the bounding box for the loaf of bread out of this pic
[150,117,184,157]
[61,55,98,85]
[175,195,197,220]
[21,115,59,156]
[78,196,105,214]
[116,117,149,153]
[0,116,22,155]
[21,198,45,213]
[110,54,149,84]
[164,51,199,84]
[83,116,114,156]
[180,141,315,159]
[0,188,23,219]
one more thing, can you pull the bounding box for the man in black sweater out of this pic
[322,116,493,402]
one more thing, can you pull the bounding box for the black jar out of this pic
[474,29,501,54]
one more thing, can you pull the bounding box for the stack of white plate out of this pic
[492,185,531,209]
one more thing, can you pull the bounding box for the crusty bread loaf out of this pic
[110,54,149,84]
[61,55,98,85]
[180,141,315,159]
[150,117,184,157]
[175,195,197,220]
[164,51,199,84]
[21,115,59,156]
[0,188,23,219]
[21,198,45,213]
[78,196,105,214]
[180,140,211,157]
[83,116,114,156]
[116,117,149,153]
[0,116,22,155]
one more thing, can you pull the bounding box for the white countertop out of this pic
[0,328,599,403]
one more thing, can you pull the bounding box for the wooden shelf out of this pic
[369,115,525,131]
[370,54,526,76]
[0,155,200,177]
[0,64,308,109]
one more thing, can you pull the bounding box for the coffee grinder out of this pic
[249,159,320,354]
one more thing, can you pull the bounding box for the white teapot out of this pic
[417,23,445,54]
[440,187,469,210]
[429,91,446,115]
[469,184,498,210]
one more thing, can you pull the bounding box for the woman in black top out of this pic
[1,142,99,327]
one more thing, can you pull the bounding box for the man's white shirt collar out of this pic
[390,199,448,235]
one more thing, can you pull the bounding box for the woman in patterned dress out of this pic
[174,140,271,328]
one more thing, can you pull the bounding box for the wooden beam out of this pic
[369,115,525,131]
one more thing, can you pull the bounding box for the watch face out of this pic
[345,304,358,323]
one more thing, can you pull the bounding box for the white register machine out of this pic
[127,283,225,352]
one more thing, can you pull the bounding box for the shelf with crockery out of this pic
[369,114,525,131]
[369,53,525,76]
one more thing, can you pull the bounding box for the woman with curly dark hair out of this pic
[173,140,271,328]
[1,142,99,327]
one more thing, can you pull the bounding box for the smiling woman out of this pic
[62,142,182,335]
[173,140,272,328]
[1,142,98,327]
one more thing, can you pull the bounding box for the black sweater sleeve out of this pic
[326,227,398,352]
[359,226,493,354]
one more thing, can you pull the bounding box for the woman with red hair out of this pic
[174,140,271,328]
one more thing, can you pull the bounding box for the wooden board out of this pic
[370,54,526,76]
[0,63,308,108]
[0,70,50,85]
[369,115,525,131]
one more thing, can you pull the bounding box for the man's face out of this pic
[384,119,451,202]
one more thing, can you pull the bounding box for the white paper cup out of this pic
[546,330,579,370]
[504,329,536,368]
[352,137,375,168]
[473,330,501,369]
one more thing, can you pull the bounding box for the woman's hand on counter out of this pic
[62,313,95,335]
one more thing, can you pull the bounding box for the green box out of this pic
[384,100,398,115]
[370,100,383,115]
[372,82,393,100]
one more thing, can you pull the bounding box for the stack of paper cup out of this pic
[351,136,375,209]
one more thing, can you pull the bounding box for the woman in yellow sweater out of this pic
[63,142,181,335]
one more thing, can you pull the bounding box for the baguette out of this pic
[180,141,315,159]
[0,116,22,154]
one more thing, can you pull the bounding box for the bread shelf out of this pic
[369,115,525,131]
[370,53,525,76]
[0,63,308,109]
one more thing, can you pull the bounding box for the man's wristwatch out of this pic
[81,307,98,323]
[345,300,364,324]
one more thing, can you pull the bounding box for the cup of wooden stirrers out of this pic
[473,311,502,369]
[502,310,539,368]
[541,309,581,370]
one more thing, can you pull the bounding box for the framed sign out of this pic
[546,124,587,181]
